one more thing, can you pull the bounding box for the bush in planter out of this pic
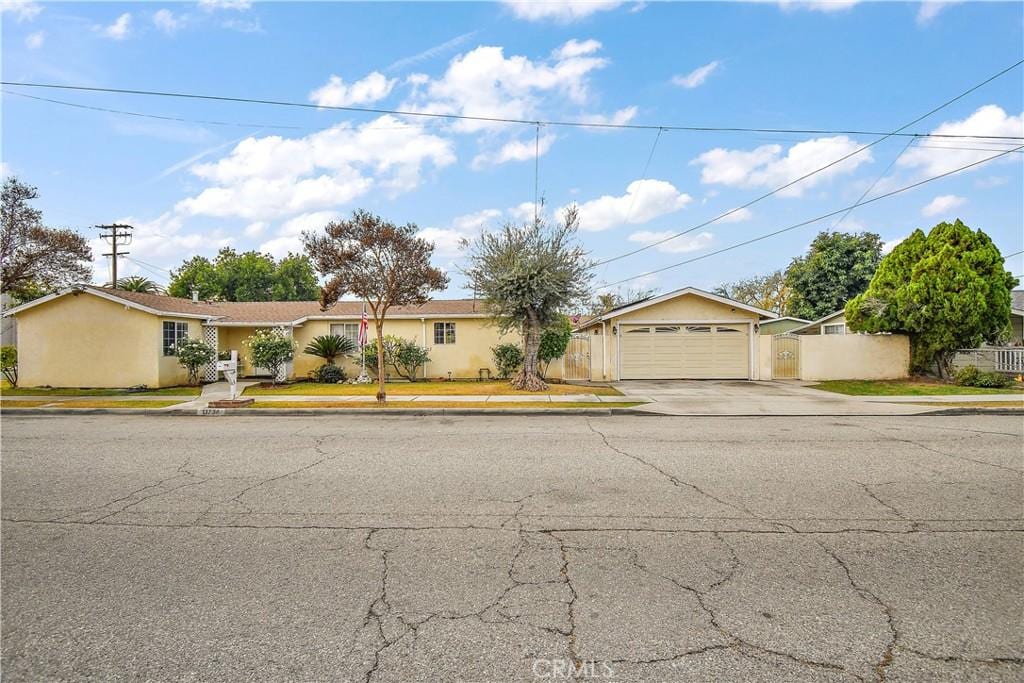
[492,343,524,379]
[955,364,1011,388]
[313,363,346,383]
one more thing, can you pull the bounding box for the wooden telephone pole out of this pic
[95,224,134,288]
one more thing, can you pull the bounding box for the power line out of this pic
[124,255,173,274]
[829,136,916,231]
[1004,250,1024,260]
[94,224,133,287]
[3,77,1023,140]
[597,144,1023,290]
[122,257,170,283]
[591,58,1024,267]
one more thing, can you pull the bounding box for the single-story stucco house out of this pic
[2,284,523,388]
[791,310,849,336]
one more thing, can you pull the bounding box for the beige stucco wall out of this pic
[758,336,774,380]
[799,334,910,381]
[221,317,554,381]
[588,294,761,380]
[14,293,172,388]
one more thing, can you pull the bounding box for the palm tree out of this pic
[116,276,162,293]
[303,334,356,365]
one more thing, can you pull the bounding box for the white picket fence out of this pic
[952,347,1024,374]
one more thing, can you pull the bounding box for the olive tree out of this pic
[463,207,592,391]
[303,210,448,403]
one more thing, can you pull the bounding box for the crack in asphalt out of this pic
[855,424,1024,475]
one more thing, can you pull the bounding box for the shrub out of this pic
[1,345,17,387]
[362,335,430,381]
[313,363,346,383]
[174,338,216,385]
[244,329,296,384]
[538,315,573,379]
[492,343,524,379]
[955,365,1011,388]
[303,334,356,365]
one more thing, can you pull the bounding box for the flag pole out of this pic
[357,302,370,383]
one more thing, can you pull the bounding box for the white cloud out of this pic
[152,9,181,34]
[417,209,503,258]
[0,0,42,21]
[278,211,338,237]
[244,221,267,238]
[24,30,44,49]
[259,236,304,260]
[882,236,906,255]
[672,61,720,89]
[579,106,638,128]
[718,207,753,223]
[898,105,1023,178]
[921,194,966,217]
[777,1,860,13]
[98,13,132,40]
[406,41,609,133]
[627,230,714,254]
[691,136,873,197]
[198,0,251,10]
[502,1,622,22]
[177,115,455,222]
[309,72,397,107]
[553,38,602,59]
[568,179,693,232]
[472,134,555,168]
[386,30,480,72]
[222,17,263,33]
[975,175,1009,189]
[508,201,539,222]
[917,1,959,25]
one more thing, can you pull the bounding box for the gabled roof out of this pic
[2,284,488,324]
[760,316,810,325]
[788,309,846,334]
[585,286,779,324]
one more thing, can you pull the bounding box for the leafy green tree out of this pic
[1,177,92,299]
[272,253,320,301]
[714,270,789,313]
[491,343,524,379]
[463,206,592,391]
[116,276,161,293]
[216,248,276,302]
[845,220,1019,379]
[303,334,356,365]
[303,210,448,403]
[361,335,431,381]
[1,345,17,387]
[174,338,216,385]
[784,231,883,320]
[244,329,296,384]
[168,256,221,300]
[538,315,572,378]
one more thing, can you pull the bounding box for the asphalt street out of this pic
[1,414,1022,682]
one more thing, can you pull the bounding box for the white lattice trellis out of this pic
[202,325,219,382]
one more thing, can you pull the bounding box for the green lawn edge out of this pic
[243,380,623,397]
[810,379,1023,396]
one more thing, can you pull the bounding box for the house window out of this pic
[822,323,846,335]
[654,326,680,334]
[685,325,712,334]
[434,322,456,345]
[162,321,189,356]
[331,323,360,343]
[716,326,743,333]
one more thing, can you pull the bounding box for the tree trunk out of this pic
[511,312,548,391]
[375,321,387,404]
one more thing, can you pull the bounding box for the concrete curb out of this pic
[4,407,1021,417]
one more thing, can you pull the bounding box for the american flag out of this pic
[357,304,368,348]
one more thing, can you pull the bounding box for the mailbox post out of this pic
[216,350,239,400]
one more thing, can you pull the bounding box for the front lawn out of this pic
[810,379,1023,396]
[243,381,623,397]
[0,383,201,397]
[1,399,186,409]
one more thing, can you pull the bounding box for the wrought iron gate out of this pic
[772,334,800,379]
[563,334,592,381]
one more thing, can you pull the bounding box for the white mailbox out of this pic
[216,350,239,400]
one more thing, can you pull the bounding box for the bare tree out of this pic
[303,210,448,404]
[463,206,592,391]
[713,270,789,313]
[1,177,92,300]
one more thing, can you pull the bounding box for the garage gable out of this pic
[613,292,760,323]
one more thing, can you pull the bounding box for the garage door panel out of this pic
[620,323,749,379]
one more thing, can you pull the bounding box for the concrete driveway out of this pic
[2,414,1021,681]
[613,380,938,415]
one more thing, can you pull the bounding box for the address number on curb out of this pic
[198,408,225,416]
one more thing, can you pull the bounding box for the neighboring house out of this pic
[0,293,16,347]
[1010,290,1024,344]
[576,287,777,380]
[758,316,809,336]
[2,284,522,388]
[789,310,848,335]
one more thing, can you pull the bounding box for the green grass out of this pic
[243,380,622,397]
[907,400,1023,408]
[247,400,642,409]
[810,379,1024,396]
[1,399,186,409]
[0,383,201,397]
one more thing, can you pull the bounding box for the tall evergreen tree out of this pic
[784,231,883,319]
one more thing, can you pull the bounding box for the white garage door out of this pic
[619,323,750,379]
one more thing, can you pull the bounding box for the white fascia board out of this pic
[1,285,217,321]
[597,286,778,322]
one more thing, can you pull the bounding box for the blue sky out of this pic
[2,0,1022,298]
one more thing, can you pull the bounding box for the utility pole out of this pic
[95,224,134,288]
